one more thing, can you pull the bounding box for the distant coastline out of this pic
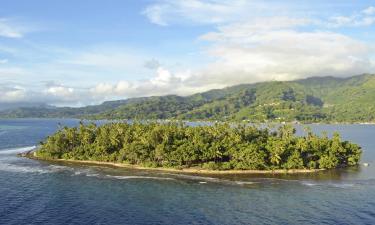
[1,74,375,124]
[1,117,375,126]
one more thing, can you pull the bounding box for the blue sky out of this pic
[0,0,374,106]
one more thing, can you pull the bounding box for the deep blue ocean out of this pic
[0,119,375,225]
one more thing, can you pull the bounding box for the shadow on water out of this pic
[214,167,361,181]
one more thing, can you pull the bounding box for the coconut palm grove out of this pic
[35,122,362,170]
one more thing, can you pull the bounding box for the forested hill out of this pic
[2,74,375,123]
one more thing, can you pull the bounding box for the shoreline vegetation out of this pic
[25,155,325,174]
[30,122,362,173]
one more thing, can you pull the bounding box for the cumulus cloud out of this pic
[45,85,74,98]
[1,2,375,107]
[89,67,198,99]
[196,21,375,85]
[0,86,27,102]
[142,2,375,87]
[0,82,89,106]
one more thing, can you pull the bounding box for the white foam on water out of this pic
[86,173,100,177]
[162,173,219,181]
[329,183,355,188]
[105,174,175,180]
[70,168,100,177]
[300,180,356,189]
[47,164,74,172]
[0,156,82,175]
[300,181,319,186]
[235,181,257,185]
[161,172,259,186]
[0,163,51,174]
[0,163,81,174]
[0,146,36,155]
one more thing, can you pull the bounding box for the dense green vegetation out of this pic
[36,122,362,170]
[2,74,375,123]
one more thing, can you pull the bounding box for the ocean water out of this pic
[0,119,375,225]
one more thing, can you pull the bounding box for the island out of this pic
[27,122,362,174]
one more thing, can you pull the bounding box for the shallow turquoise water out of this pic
[0,119,374,225]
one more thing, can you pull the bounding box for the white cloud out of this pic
[89,67,196,99]
[143,3,168,26]
[200,17,313,42]
[1,3,375,107]
[328,15,375,27]
[74,65,228,102]
[90,83,114,95]
[144,2,375,29]
[0,59,8,64]
[45,85,74,97]
[0,67,28,77]
[0,86,27,102]
[327,6,375,27]
[142,0,267,26]
[0,18,32,38]
[363,6,375,15]
[2,89,26,101]
[0,82,89,106]
[142,2,375,88]
[114,81,131,94]
[197,24,375,85]
[150,67,173,86]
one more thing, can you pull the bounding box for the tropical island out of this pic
[30,122,362,173]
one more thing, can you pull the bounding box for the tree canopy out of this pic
[36,122,362,170]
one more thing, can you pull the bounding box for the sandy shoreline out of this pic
[24,154,325,175]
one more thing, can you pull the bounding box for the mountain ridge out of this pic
[1,74,375,123]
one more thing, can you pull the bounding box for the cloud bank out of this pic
[0,1,374,106]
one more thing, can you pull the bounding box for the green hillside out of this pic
[2,74,375,123]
